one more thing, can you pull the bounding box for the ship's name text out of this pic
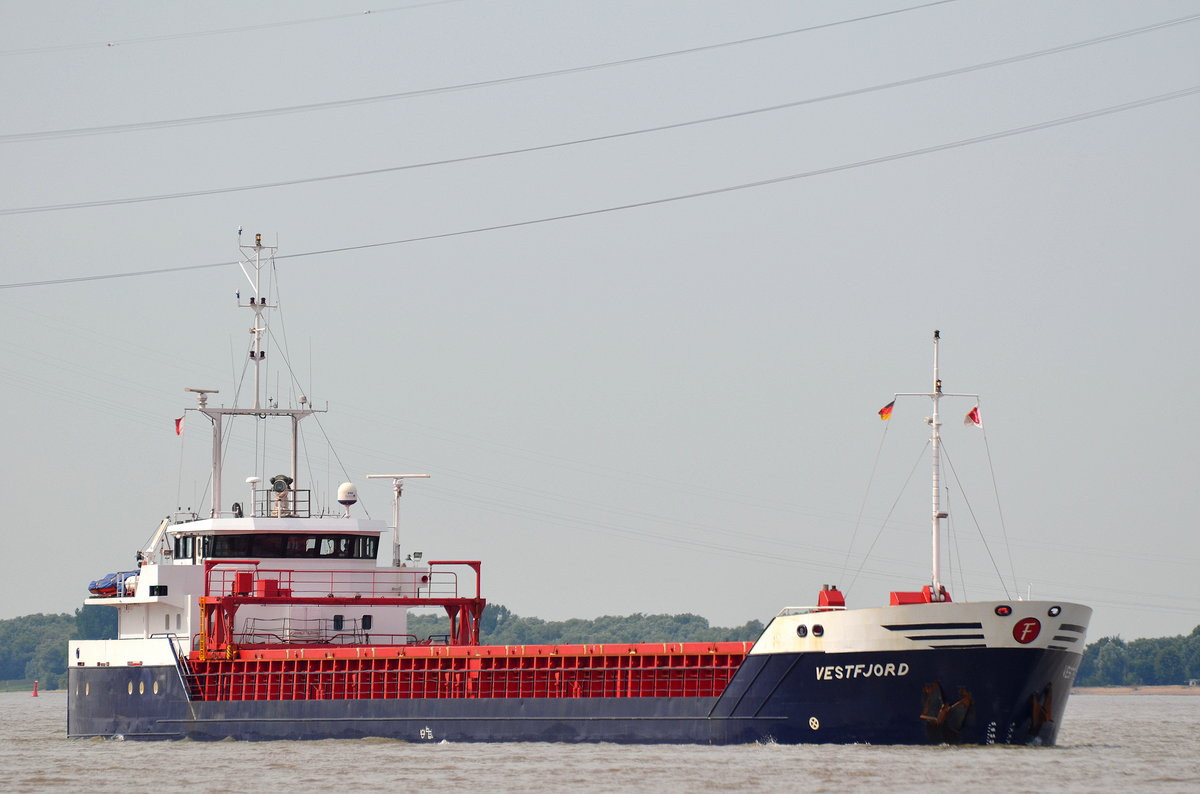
[815,662,909,681]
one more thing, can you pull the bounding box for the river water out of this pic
[3,692,1197,792]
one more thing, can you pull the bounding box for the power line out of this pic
[0,1,959,143]
[2,82,1197,291]
[0,1,469,57]
[4,10,1197,217]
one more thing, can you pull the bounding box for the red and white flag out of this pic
[175,417,184,435]
[964,405,982,428]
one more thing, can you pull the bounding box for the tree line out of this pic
[1075,627,1200,686]
[406,603,766,646]
[0,606,116,690]
[4,606,1197,690]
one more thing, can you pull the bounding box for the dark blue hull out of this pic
[67,647,1080,744]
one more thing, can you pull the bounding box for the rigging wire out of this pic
[174,408,188,518]
[844,441,931,597]
[979,412,1020,596]
[262,257,361,517]
[7,11,1200,215]
[940,441,1011,598]
[308,411,368,519]
[945,486,968,601]
[840,408,893,586]
[415,483,906,580]
[1,1,960,141]
[4,82,1199,292]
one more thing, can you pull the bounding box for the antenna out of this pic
[188,236,322,519]
[366,474,430,566]
[236,233,277,412]
[184,387,219,407]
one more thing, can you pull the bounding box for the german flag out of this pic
[878,400,895,421]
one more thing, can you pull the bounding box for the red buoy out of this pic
[31,680,39,697]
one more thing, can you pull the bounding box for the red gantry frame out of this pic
[196,559,487,659]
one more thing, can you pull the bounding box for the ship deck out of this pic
[185,641,753,701]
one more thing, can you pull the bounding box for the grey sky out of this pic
[1,0,1197,642]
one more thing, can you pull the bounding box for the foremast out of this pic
[891,330,978,602]
[186,234,324,519]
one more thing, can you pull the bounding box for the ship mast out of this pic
[186,233,323,518]
[247,235,268,412]
[930,330,945,600]
[891,330,977,602]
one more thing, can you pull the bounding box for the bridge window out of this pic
[173,535,195,560]
[199,534,379,560]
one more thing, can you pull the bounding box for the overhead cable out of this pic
[1,2,959,142]
[2,83,1197,290]
[4,10,1198,216]
[0,1,469,57]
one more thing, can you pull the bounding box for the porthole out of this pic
[139,681,145,695]
[153,681,159,695]
[127,681,133,695]
[85,682,89,696]
[995,605,1012,616]
[1048,605,1062,617]
[796,624,808,638]
[812,624,824,637]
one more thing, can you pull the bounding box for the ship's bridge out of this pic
[166,517,387,565]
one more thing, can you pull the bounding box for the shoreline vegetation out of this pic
[4,607,1199,691]
[1073,685,1200,695]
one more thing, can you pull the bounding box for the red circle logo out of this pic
[1013,618,1041,644]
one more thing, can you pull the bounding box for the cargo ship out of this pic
[68,237,1091,744]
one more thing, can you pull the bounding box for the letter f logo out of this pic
[1013,618,1041,644]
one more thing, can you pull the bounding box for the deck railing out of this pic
[204,563,461,600]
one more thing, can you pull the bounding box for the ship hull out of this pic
[67,646,1081,744]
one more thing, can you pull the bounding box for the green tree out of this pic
[479,603,512,636]
[75,605,118,640]
[1092,639,1127,686]
[25,622,73,689]
[0,613,74,682]
[1154,645,1184,685]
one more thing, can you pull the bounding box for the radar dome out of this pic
[337,482,358,506]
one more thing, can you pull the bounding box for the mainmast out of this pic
[185,233,323,518]
[891,330,976,602]
[930,330,945,600]
[246,234,269,412]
